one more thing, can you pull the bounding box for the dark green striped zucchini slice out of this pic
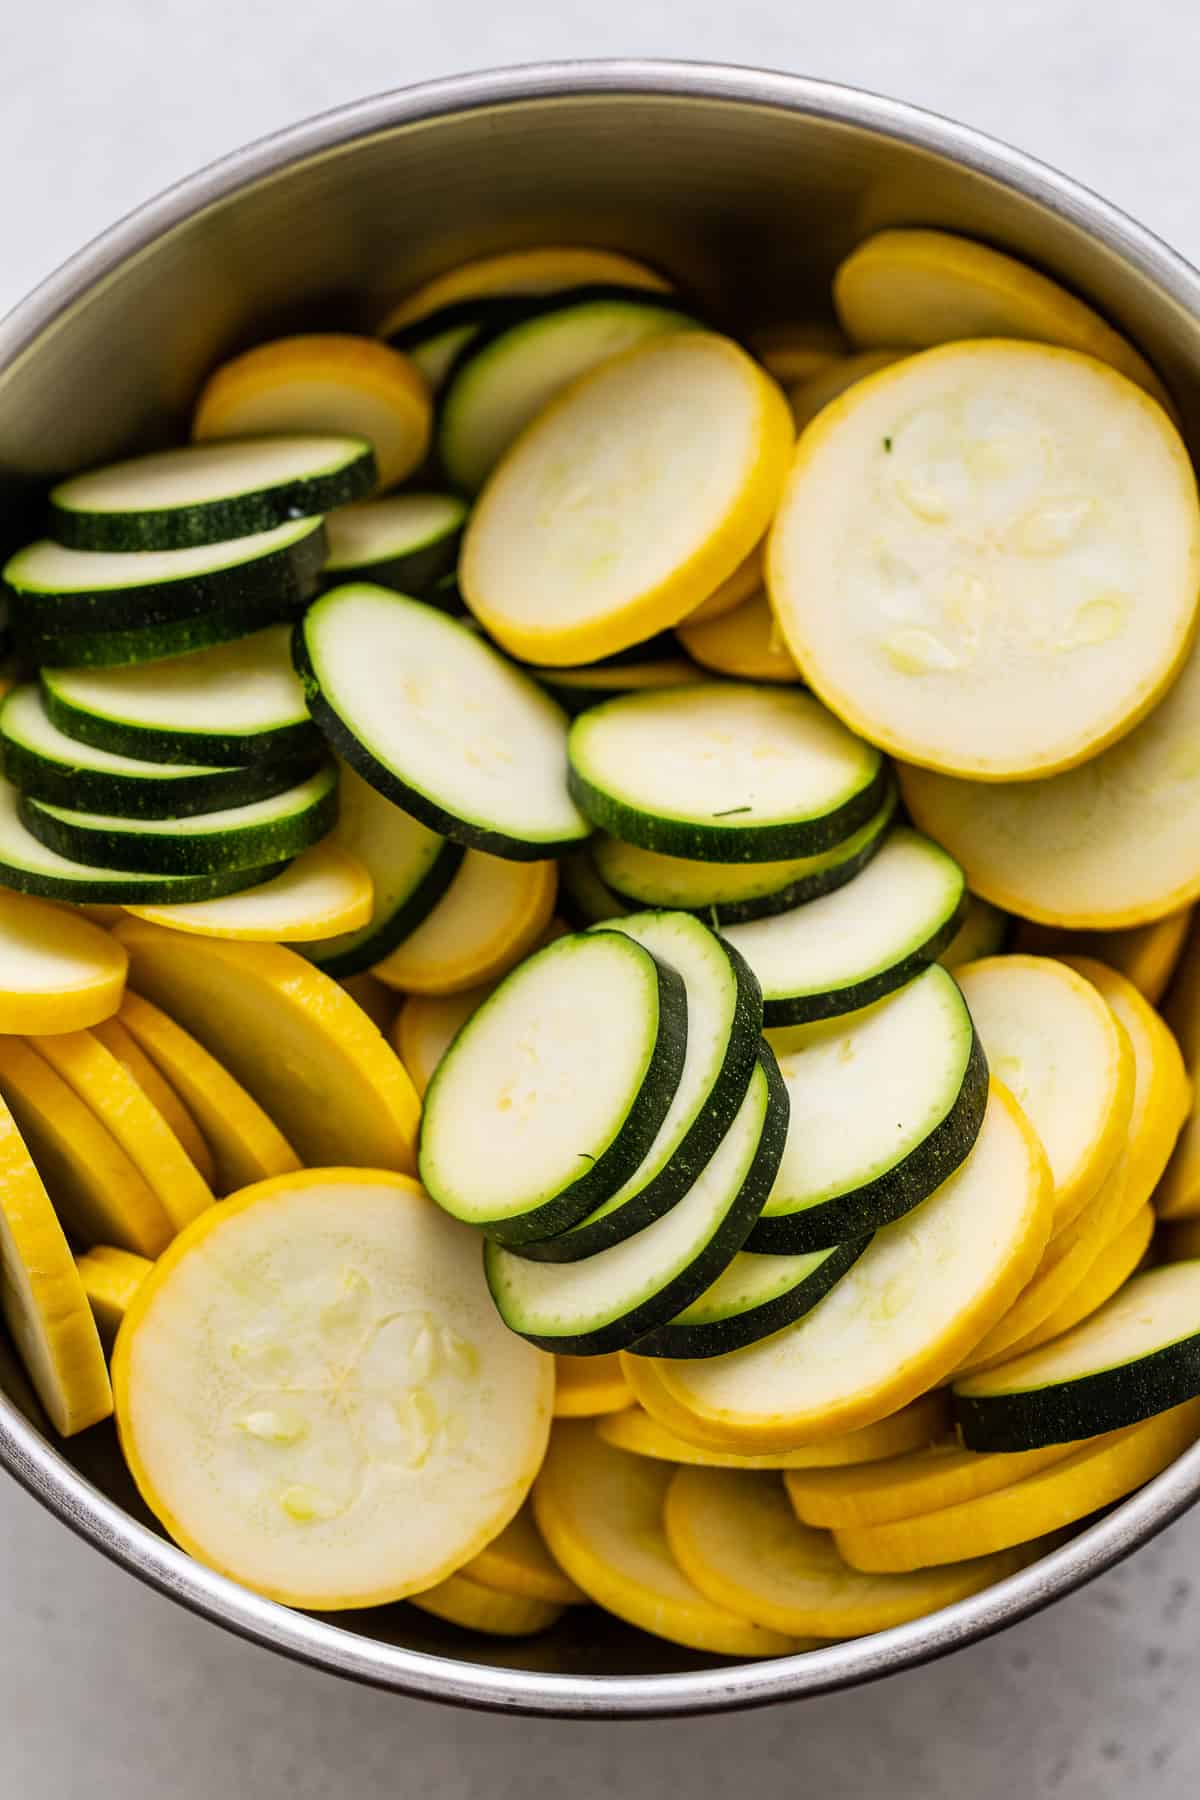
[634,1237,869,1359]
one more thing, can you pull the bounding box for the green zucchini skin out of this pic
[19,598,314,670]
[0,734,320,821]
[383,294,533,362]
[757,895,968,1027]
[0,854,292,906]
[557,849,627,927]
[320,530,464,600]
[953,1340,1200,1452]
[747,1023,989,1252]
[302,836,466,978]
[513,930,764,1262]
[633,1234,870,1359]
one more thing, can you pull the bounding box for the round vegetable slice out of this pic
[117,991,299,1193]
[0,1091,111,1436]
[113,1168,554,1608]
[787,348,906,434]
[768,341,1200,781]
[406,1573,564,1637]
[532,1422,805,1656]
[665,1468,1033,1638]
[979,1204,1154,1370]
[383,296,533,391]
[0,1037,173,1256]
[192,334,431,490]
[655,1082,1053,1451]
[122,842,372,942]
[553,1353,633,1419]
[462,1502,586,1605]
[835,1403,1200,1572]
[602,1387,948,1467]
[393,984,490,1096]
[296,585,590,860]
[676,590,801,683]
[568,684,885,862]
[91,1016,214,1183]
[75,1245,152,1351]
[461,332,793,666]
[955,956,1134,1235]
[48,435,375,552]
[372,850,558,996]
[749,320,848,385]
[633,1239,868,1359]
[723,828,965,1025]
[419,932,688,1245]
[684,541,765,624]
[528,654,705,715]
[375,247,671,336]
[0,889,126,1033]
[337,971,395,1034]
[785,1437,1080,1531]
[322,493,467,594]
[750,964,987,1251]
[940,894,1008,969]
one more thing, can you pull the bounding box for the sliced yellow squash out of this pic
[749,320,848,385]
[461,333,793,665]
[376,247,670,335]
[75,1245,152,1351]
[532,1422,806,1656]
[676,591,800,683]
[787,348,905,434]
[92,1016,215,1185]
[122,843,373,941]
[785,1437,1080,1530]
[599,1390,948,1469]
[113,1168,554,1609]
[0,890,126,1033]
[1015,909,1193,1005]
[553,1353,633,1419]
[939,894,1008,970]
[407,1571,564,1637]
[371,852,556,996]
[393,984,491,1097]
[683,541,765,624]
[461,1501,585,1605]
[338,971,396,1034]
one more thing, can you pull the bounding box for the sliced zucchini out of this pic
[553,1353,633,1419]
[591,786,896,926]
[382,295,533,390]
[836,1403,1200,1572]
[558,847,626,927]
[112,1169,554,1608]
[371,850,557,995]
[298,761,462,976]
[955,956,1134,1234]
[768,341,1200,781]
[484,1050,785,1354]
[532,1421,803,1657]
[634,1240,868,1359]
[41,624,317,767]
[723,827,965,1025]
[940,894,1008,969]
[463,1501,586,1606]
[21,762,337,876]
[528,654,705,715]
[375,247,671,337]
[322,493,467,594]
[676,590,801,683]
[296,584,590,860]
[517,913,761,1262]
[602,1386,948,1467]
[91,1016,215,1183]
[0,888,127,1034]
[406,1572,563,1637]
[75,1245,152,1351]
[192,333,431,490]
[785,1437,1080,1531]
[439,287,696,492]
[0,683,316,820]
[460,333,793,665]
[48,435,375,552]
[750,964,987,1252]
[123,842,372,942]
[787,349,906,434]
[654,1082,1053,1451]
[664,1468,1032,1638]
[568,683,885,862]
[20,605,313,670]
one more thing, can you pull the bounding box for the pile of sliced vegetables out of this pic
[1,229,1200,1656]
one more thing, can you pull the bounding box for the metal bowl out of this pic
[2,59,1199,1718]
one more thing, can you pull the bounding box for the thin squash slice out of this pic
[676,591,801,683]
[553,1353,633,1419]
[375,246,671,336]
[407,1572,564,1637]
[0,890,127,1033]
[785,1437,1081,1531]
[0,1091,111,1435]
[393,985,491,1097]
[683,542,765,624]
[532,1422,807,1656]
[600,1389,948,1468]
[1014,910,1193,1005]
[371,851,557,995]
[835,1402,1200,1571]
[461,1501,586,1605]
[664,1467,1033,1638]
[748,320,848,386]
[122,843,373,942]
[91,1016,215,1184]
[787,349,905,434]
[112,923,420,1172]
[117,991,299,1194]
[338,972,396,1035]
[75,1245,152,1351]
[192,334,431,489]
[768,341,1200,782]
[113,1169,554,1608]
[461,333,793,665]
[940,894,1008,969]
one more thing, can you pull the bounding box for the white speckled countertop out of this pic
[4,2,1200,1791]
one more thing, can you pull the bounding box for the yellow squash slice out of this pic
[599,1390,948,1469]
[338,972,396,1034]
[122,843,373,942]
[1015,909,1193,1005]
[676,590,801,683]
[785,1437,1080,1531]
[787,349,905,435]
[0,890,126,1033]
[683,541,765,624]
[553,1353,633,1420]
[75,1245,152,1351]
[393,984,491,1097]
[407,1572,564,1637]
[92,1016,215,1184]
[376,246,670,336]
[371,852,556,996]
[113,1169,554,1609]
[748,320,848,386]
[112,924,420,1173]
[939,894,1008,970]
[461,1501,586,1605]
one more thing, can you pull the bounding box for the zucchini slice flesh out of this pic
[322,492,467,594]
[375,247,672,336]
[634,1239,869,1359]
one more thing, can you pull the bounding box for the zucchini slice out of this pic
[676,590,801,684]
[568,683,885,862]
[372,850,557,995]
[833,229,1174,410]
[21,762,337,877]
[750,964,988,1252]
[518,912,762,1262]
[112,1169,554,1608]
[836,1403,1200,1572]
[634,1239,868,1359]
[296,584,590,860]
[954,1261,1200,1450]
[553,1353,633,1419]
[527,655,705,715]
[117,990,299,1194]
[406,1572,564,1637]
[591,787,896,926]
[383,296,532,390]
[0,1090,111,1436]
[723,827,965,1025]
[785,1436,1080,1531]
[940,894,1008,969]
[664,1468,1032,1638]
[768,341,1200,781]
[48,435,375,552]
[460,333,793,665]
[955,956,1134,1234]
[419,931,688,1246]
[787,349,905,434]
[439,288,696,492]
[654,1082,1053,1451]
[484,1051,785,1354]
[532,1421,804,1656]
[376,247,671,337]
[123,842,372,942]
[91,1016,215,1183]
[601,1387,948,1467]
[1,683,317,820]
[298,761,462,977]
[0,888,127,1033]
[463,1501,586,1606]
[41,624,317,767]
[192,334,431,490]
[322,493,467,594]
[558,847,626,927]
[75,1245,152,1351]
[0,1037,173,1257]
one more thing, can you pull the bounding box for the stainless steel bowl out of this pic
[2,59,1200,1718]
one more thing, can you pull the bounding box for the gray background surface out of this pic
[4,2,1200,1793]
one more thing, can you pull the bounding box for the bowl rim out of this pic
[3,57,1200,1717]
